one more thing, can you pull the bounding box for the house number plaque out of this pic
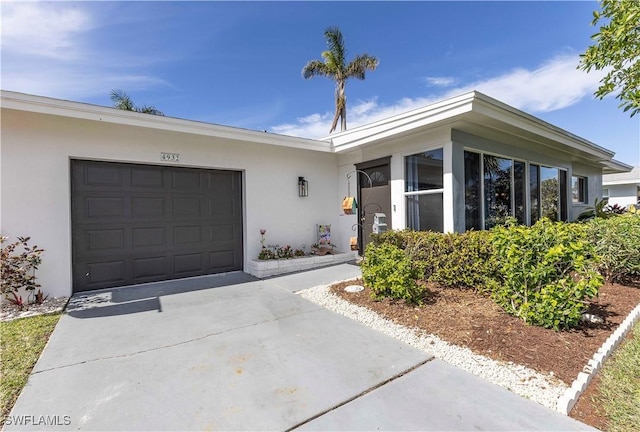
[161,152,180,162]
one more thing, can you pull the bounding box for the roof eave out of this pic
[601,159,634,175]
[326,91,477,152]
[0,90,332,153]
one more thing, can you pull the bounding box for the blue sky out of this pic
[2,1,638,165]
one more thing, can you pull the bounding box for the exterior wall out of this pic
[1,109,340,297]
[603,166,640,208]
[337,127,452,242]
[605,184,639,207]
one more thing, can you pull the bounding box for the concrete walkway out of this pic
[6,264,595,431]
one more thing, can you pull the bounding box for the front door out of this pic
[356,157,392,255]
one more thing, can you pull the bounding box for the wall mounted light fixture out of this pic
[298,176,308,197]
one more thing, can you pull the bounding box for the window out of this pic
[484,155,512,229]
[464,152,567,229]
[514,161,526,225]
[602,188,610,202]
[405,149,444,232]
[572,176,588,204]
[464,151,481,230]
[541,166,560,221]
[405,149,443,192]
[530,164,540,224]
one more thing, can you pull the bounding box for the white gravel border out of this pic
[298,280,567,410]
[556,302,640,414]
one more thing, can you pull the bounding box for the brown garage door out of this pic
[71,160,243,292]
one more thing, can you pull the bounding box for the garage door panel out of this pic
[174,225,203,245]
[87,229,125,251]
[209,250,236,269]
[174,253,204,275]
[132,197,166,218]
[172,197,203,218]
[87,260,126,285]
[171,170,202,189]
[132,256,169,279]
[85,164,123,187]
[210,224,235,242]
[86,197,125,218]
[209,172,236,191]
[72,160,243,292]
[131,167,164,188]
[132,227,167,248]
[210,196,238,216]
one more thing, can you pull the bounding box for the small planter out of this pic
[247,251,358,278]
[311,246,335,256]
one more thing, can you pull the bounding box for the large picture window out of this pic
[464,151,566,230]
[405,148,444,232]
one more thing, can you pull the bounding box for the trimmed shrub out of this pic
[371,230,497,290]
[490,219,603,330]
[370,229,418,249]
[361,242,423,303]
[585,215,640,283]
[423,231,497,291]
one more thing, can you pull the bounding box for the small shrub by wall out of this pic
[490,219,603,330]
[361,242,423,304]
[1,236,43,295]
[584,215,640,283]
[371,230,497,290]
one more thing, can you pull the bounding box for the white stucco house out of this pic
[0,90,631,297]
[602,165,640,208]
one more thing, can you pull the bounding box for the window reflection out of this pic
[484,156,512,229]
[405,148,444,232]
[407,194,444,232]
[530,164,540,224]
[540,166,559,221]
[464,151,481,230]
[405,149,444,192]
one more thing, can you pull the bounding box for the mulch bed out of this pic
[330,279,640,429]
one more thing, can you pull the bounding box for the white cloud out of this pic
[271,55,607,139]
[1,2,92,60]
[445,55,607,113]
[0,2,168,100]
[424,76,455,87]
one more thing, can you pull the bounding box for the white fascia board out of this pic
[326,92,476,152]
[603,179,640,185]
[600,159,634,175]
[471,93,615,161]
[1,90,331,153]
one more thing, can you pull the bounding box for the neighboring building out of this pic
[602,165,640,208]
[0,90,631,298]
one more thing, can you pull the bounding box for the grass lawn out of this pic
[597,320,640,432]
[0,313,61,424]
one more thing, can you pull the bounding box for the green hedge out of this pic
[371,230,497,290]
[490,219,602,330]
[584,215,640,283]
[368,219,605,330]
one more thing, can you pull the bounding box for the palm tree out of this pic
[302,27,378,133]
[110,89,164,116]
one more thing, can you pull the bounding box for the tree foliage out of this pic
[579,0,640,117]
[302,27,378,133]
[110,89,164,116]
